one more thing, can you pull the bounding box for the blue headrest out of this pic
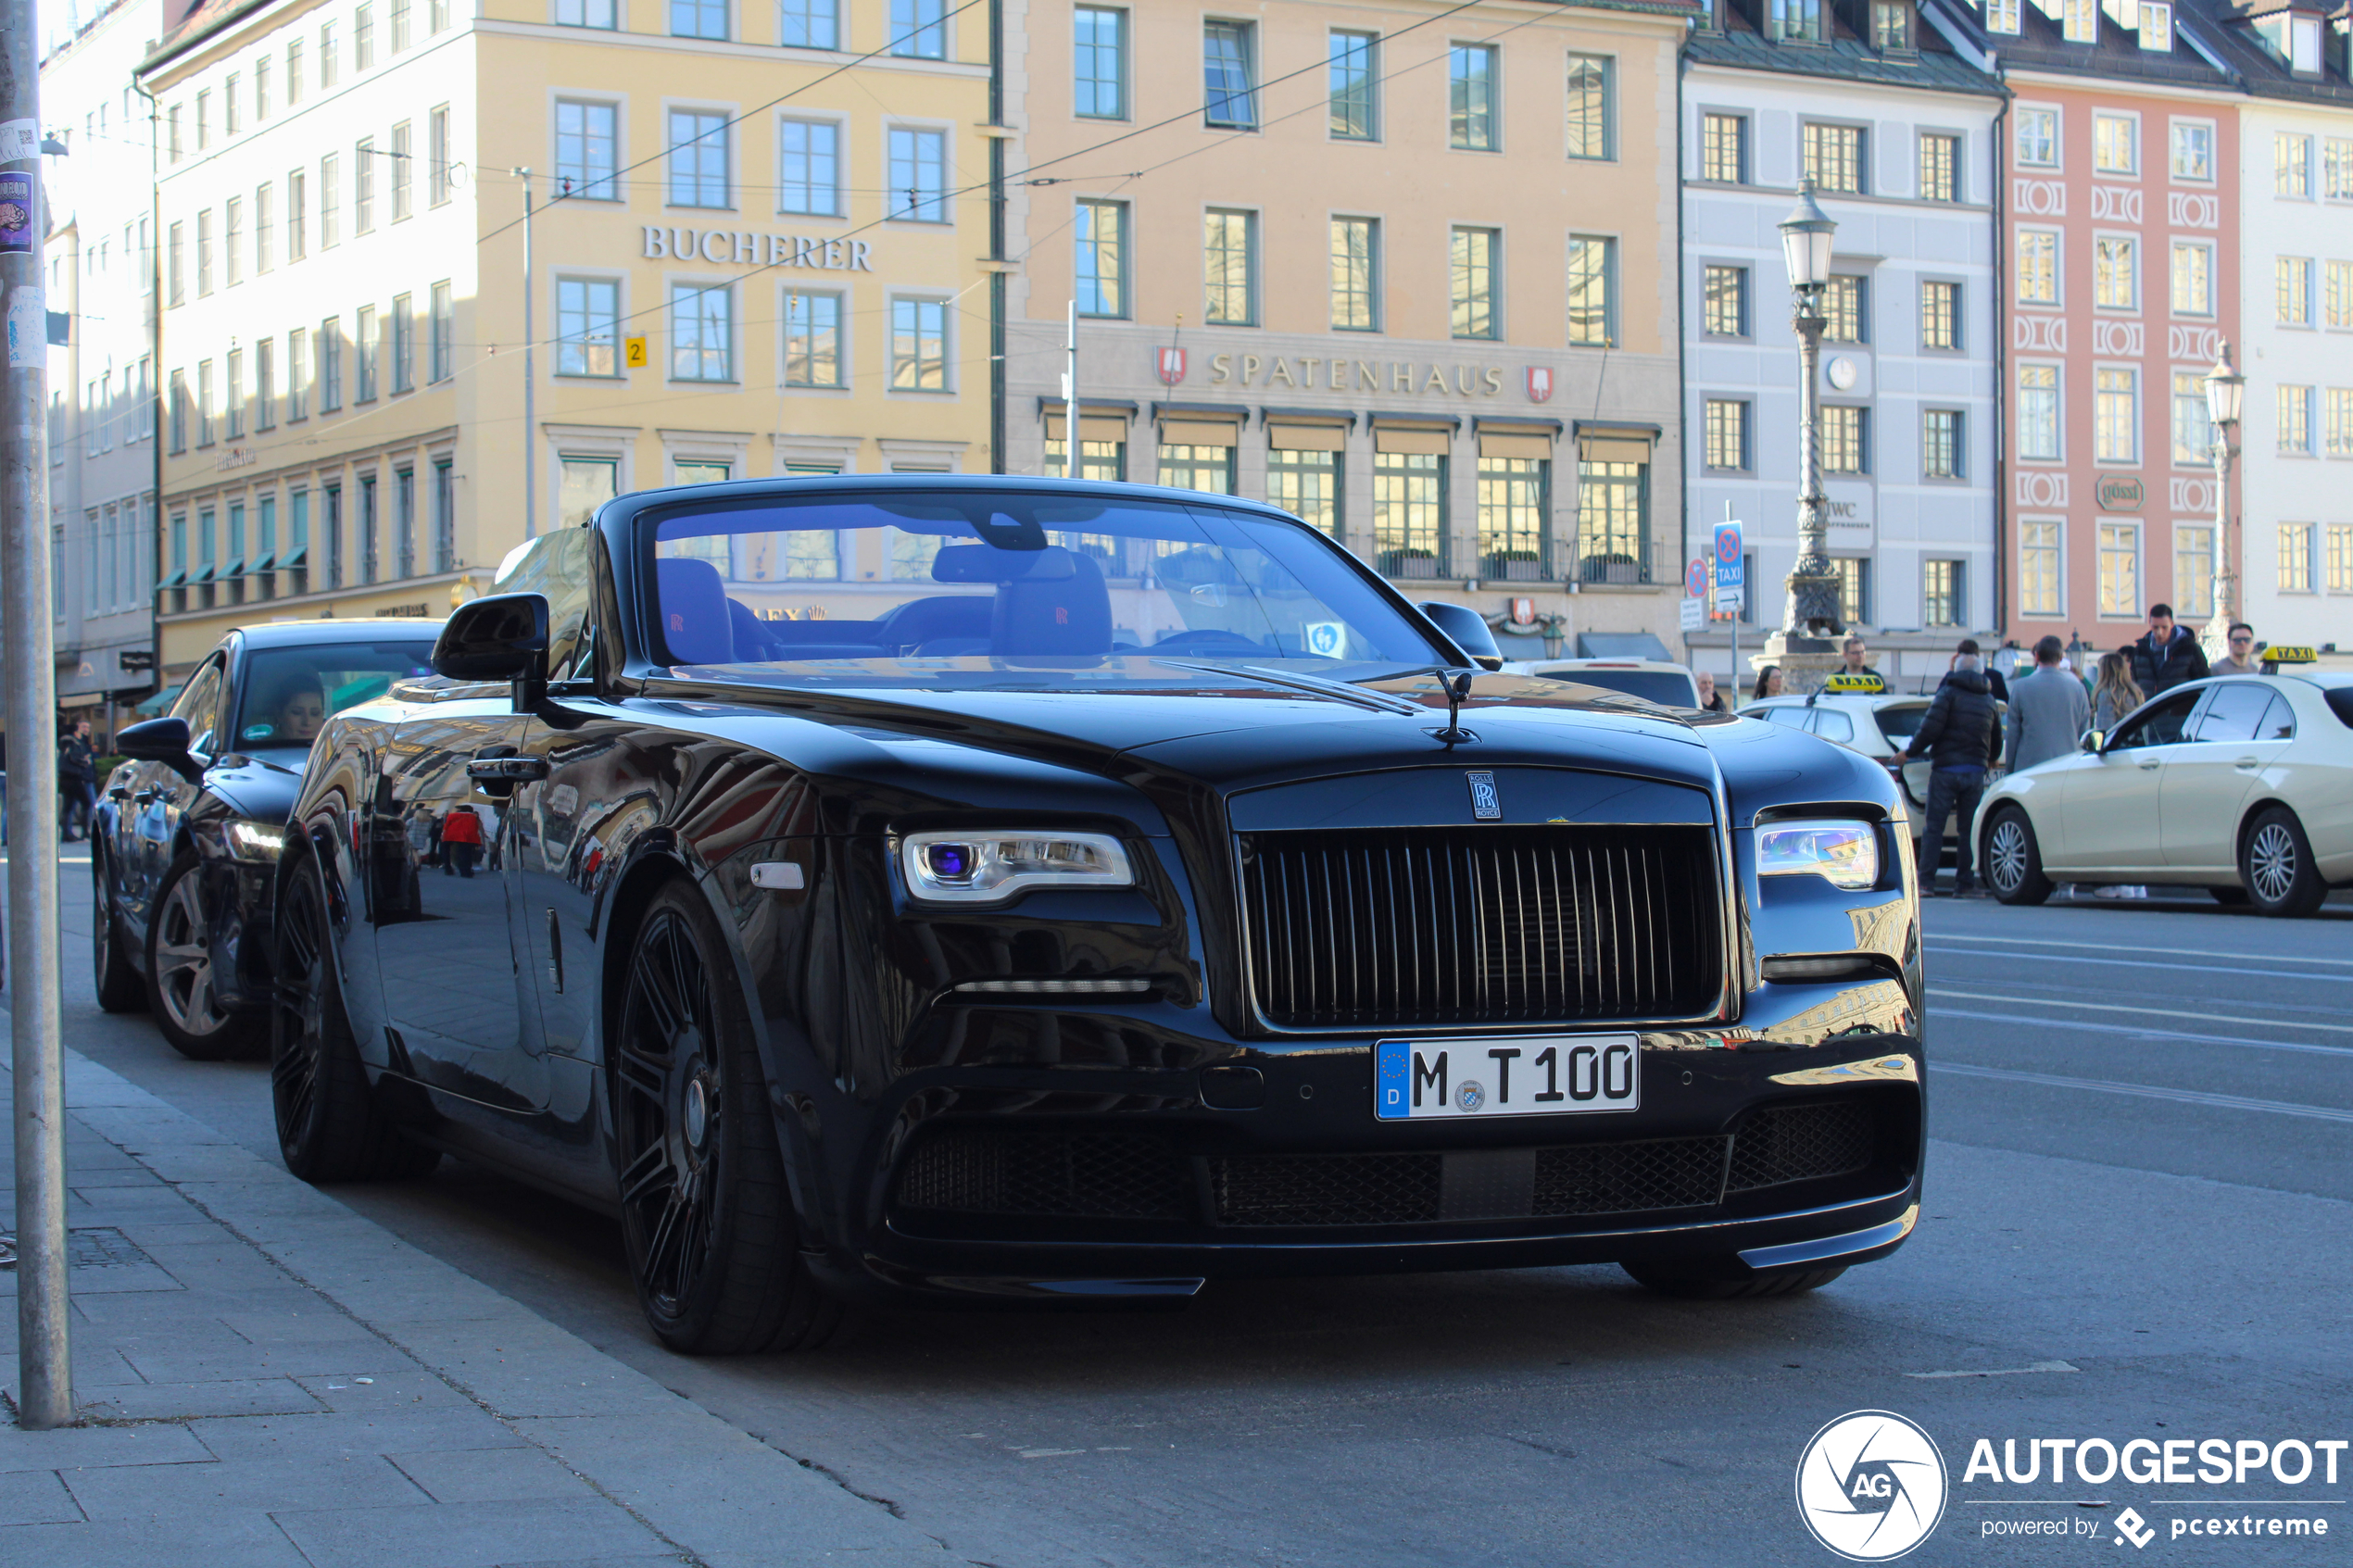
[656,557,735,665]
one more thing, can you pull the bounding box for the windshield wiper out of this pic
[1149,659,1421,715]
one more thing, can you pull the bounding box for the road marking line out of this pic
[1018,1448,1088,1460]
[1906,1361,2080,1379]
[1934,1007,2353,1060]
[1930,988,2353,1035]
[1931,1062,2353,1123]
[1931,934,2353,968]
[1927,947,2353,985]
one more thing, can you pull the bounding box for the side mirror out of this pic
[434,593,550,684]
[117,715,205,784]
[2080,729,2105,753]
[1416,601,1505,671]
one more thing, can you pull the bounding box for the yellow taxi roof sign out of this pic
[2262,645,2320,664]
[1822,671,1888,692]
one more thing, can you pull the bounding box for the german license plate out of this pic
[1374,1035,1640,1122]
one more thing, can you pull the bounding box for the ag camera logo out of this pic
[1795,1411,1948,1561]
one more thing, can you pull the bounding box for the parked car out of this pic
[1979,671,2353,916]
[93,621,443,1058]
[1505,658,1702,709]
[271,475,1924,1352]
[1740,691,1952,816]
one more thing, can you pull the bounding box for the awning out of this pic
[189,562,215,583]
[58,692,106,709]
[222,557,245,577]
[134,684,182,716]
[249,553,276,572]
[280,543,308,567]
[1577,632,1674,661]
[157,569,186,588]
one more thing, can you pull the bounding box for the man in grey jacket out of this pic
[2006,634,2091,774]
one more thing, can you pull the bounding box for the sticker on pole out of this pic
[0,170,32,257]
[6,285,44,368]
[0,119,38,166]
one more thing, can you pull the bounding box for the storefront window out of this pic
[1158,443,1235,494]
[1575,458,1647,583]
[1046,435,1126,483]
[1267,446,1341,537]
[1478,457,1548,579]
[1374,451,1445,577]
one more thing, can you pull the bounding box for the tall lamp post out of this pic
[2199,344,2245,665]
[1760,182,1846,688]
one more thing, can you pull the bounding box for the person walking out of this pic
[2005,635,2091,774]
[1896,651,2001,896]
[2125,604,2208,698]
[440,804,484,878]
[2091,651,2144,734]
[2210,622,2261,676]
[1693,670,1730,713]
[57,718,98,844]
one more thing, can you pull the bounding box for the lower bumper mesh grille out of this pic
[894,1128,1189,1219]
[1726,1101,1877,1193]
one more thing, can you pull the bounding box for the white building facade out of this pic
[1680,0,2002,691]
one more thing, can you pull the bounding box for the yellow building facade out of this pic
[143,0,995,679]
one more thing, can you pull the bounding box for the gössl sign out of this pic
[1376,1035,1641,1121]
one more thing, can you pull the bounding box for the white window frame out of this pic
[2015,105,2060,169]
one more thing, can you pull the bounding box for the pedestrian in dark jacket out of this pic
[57,719,97,843]
[1898,656,2001,896]
[2125,604,2208,698]
[1937,637,2009,703]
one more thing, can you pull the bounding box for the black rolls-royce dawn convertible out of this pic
[271,475,1924,1354]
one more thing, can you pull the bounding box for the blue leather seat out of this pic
[656,557,736,665]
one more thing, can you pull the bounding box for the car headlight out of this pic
[1756,819,1879,891]
[223,821,288,862]
[899,831,1133,903]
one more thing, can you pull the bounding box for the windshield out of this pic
[644,491,1441,684]
[233,641,439,747]
[1539,669,1697,707]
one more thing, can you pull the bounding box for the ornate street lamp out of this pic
[1761,181,1844,683]
[2200,343,2245,664]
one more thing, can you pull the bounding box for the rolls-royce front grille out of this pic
[1238,824,1721,1030]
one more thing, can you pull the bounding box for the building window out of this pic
[891,0,946,57]
[1576,456,1647,583]
[1203,20,1256,130]
[2172,372,2215,461]
[1704,399,1750,470]
[1076,199,1127,317]
[2016,107,2057,168]
[226,349,245,439]
[556,101,619,200]
[2017,230,2057,304]
[1820,406,1868,473]
[2171,241,2212,316]
[2173,525,2212,616]
[782,0,838,49]
[1450,227,1498,340]
[257,340,275,430]
[1824,274,1866,342]
[1565,55,1613,161]
[778,119,839,215]
[2328,261,2353,327]
[2092,522,2139,616]
[1919,132,1958,201]
[890,296,947,390]
[887,127,947,222]
[1702,112,1747,183]
[555,278,618,377]
[1204,208,1255,325]
[357,305,379,400]
[1328,217,1379,332]
[2327,524,2353,590]
[226,197,244,287]
[197,88,212,149]
[288,329,308,419]
[1920,280,1959,349]
[2020,520,2060,616]
[2278,257,2314,325]
[672,0,727,40]
[1703,264,1747,336]
[395,467,416,579]
[560,458,618,530]
[1922,558,1963,625]
[434,460,454,573]
[319,315,342,410]
[1158,441,1235,495]
[2172,120,2212,181]
[355,138,375,232]
[320,20,337,87]
[169,221,184,303]
[356,2,376,66]
[2094,369,2137,461]
[1328,31,1378,141]
[1922,408,1965,479]
[1832,557,1870,624]
[197,208,214,295]
[2325,139,2353,200]
[1803,123,1865,194]
[2278,132,2313,197]
[1074,6,1126,119]
[2328,388,2353,456]
[784,291,843,385]
[255,184,272,273]
[1375,451,1445,577]
[1768,0,1823,43]
[2279,383,2314,454]
[430,107,452,207]
[2279,522,2316,590]
[671,282,734,380]
[2141,1,2173,49]
[1450,44,1497,152]
[1478,457,1548,579]
[2093,112,2137,175]
[2094,236,2136,309]
[321,153,340,247]
[2060,0,2095,41]
[556,0,619,26]
[391,121,412,221]
[1567,235,1615,346]
[196,358,215,445]
[1873,0,1910,49]
[669,111,729,207]
[2019,365,2059,460]
[1265,444,1339,535]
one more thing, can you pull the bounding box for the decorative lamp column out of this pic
[1758,181,1845,688]
[2199,343,2246,665]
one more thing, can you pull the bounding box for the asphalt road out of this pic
[16,849,2353,1566]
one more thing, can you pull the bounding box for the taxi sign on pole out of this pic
[1713,520,1743,616]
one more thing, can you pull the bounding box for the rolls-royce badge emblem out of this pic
[1466,771,1502,820]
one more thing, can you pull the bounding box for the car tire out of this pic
[1623,1263,1847,1299]
[1982,808,2054,907]
[2208,886,2251,908]
[271,853,442,1183]
[145,850,261,1060]
[92,852,147,1013]
[612,880,847,1355]
[2240,807,2328,919]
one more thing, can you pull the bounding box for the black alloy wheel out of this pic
[271,852,440,1184]
[2240,807,2328,919]
[92,852,147,1012]
[145,850,260,1060]
[612,882,845,1355]
[1623,1263,1847,1299]
[1982,808,2055,907]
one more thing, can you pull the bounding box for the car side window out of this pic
[170,659,227,756]
[2108,688,2201,750]
[2256,693,2296,741]
[2188,683,2272,744]
[1763,707,1810,729]
[1812,709,1856,744]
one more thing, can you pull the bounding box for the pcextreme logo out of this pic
[1795,1411,1950,1562]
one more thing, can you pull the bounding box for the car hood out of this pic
[202,746,310,822]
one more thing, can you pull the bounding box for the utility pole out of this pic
[512,169,535,535]
[1,0,76,1432]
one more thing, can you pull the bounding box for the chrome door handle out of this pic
[2233,757,2259,769]
[466,756,549,784]
[2137,761,2161,771]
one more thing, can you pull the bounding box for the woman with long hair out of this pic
[2091,652,2142,734]
[1751,665,1783,702]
